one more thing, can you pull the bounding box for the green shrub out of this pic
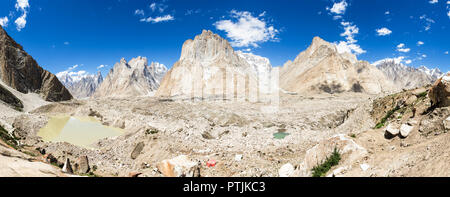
[374,106,400,129]
[312,147,341,177]
[0,125,19,149]
[417,91,428,98]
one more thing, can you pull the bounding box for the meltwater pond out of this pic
[38,116,124,149]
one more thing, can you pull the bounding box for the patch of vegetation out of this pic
[374,106,401,129]
[312,148,341,177]
[349,133,356,138]
[145,128,159,135]
[0,125,19,150]
[21,150,37,157]
[81,172,101,177]
[417,91,428,99]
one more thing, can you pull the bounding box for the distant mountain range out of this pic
[373,60,444,90]
[57,71,103,99]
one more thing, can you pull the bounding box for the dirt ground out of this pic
[1,88,449,177]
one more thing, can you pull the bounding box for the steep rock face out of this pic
[57,71,103,99]
[0,26,72,101]
[156,30,258,98]
[0,83,23,110]
[280,37,394,95]
[94,57,167,98]
[236,51,272,94]
[375,61,441,90]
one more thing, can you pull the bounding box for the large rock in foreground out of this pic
[0,26,72,101]
[157,155,200,177]
[292,134,367,177]
[429,73,450,108]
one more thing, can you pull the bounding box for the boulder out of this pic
[419,107,450,136]
[412,87,428,96]
[279,163,295,177]
[131,142,145,160]
[429,73,450,108]
[360,163,370,172]
[62,158,73,174]
[44,154,58,164]
[293,134,367,177]
[444,116,450,131]
[385,124,399,138]
[78,156,90,174]
[405,95,417,106]
[400,124,414,138]
[157,155,199,177]
[128,172,142,177]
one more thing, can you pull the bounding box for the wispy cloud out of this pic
[135,9,145,16]
[140,14,174,23]
[397,43,411,53]
[214,10,279,48]
[97,64,108,69]
[419,14,435,31]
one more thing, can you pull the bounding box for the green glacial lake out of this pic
[38,116,124,149]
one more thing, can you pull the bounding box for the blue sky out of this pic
[0,0,449,78]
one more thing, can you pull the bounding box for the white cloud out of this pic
[405,60,412,64]
[12,0,30,31]
[376,27,392,36]
[417,41,424,46]
[150,3,157,12]
[0,17,8,27]
[334,21,365,55]
[335,41,366,55]
[396,43,411,53]
[385,11,390,15]
[97,64,108,69]
[14,13,27,31]
[429,0,438,4]
[340,21,359,42]
[15,0,30,11]
[214,10,279,48]
[328,1,348,15]
[445,51,449,54]
[135,9,145,16]
[64,41,70,45]
[140,14,174,23]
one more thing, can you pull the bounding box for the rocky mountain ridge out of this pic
[280,37,395,95]
[93,57,167,98]
[0,26,72,102]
